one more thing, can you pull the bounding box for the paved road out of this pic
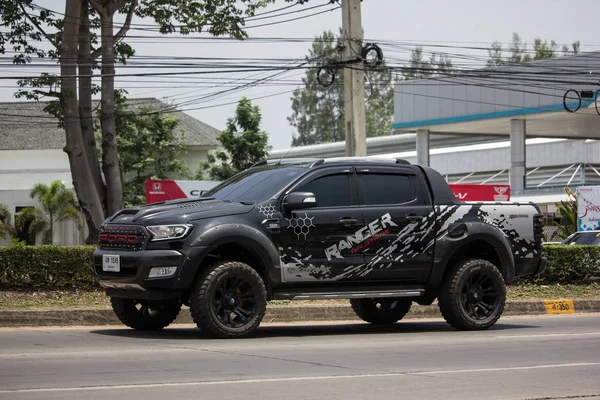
[1,314,599,400]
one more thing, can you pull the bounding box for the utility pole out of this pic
[341,0,367,157]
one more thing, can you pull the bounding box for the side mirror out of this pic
[283,192,317,211]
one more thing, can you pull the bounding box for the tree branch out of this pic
[114,0,138,44]
[19,4,58,49]
[110,0,128,15]
[91,47,102,60]
[91,0,138,61]
[88,0,104,15]
[34,89,61,98]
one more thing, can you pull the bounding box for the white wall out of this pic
[0,149,84,246]
[0,149,73,191]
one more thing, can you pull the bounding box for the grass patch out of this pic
[507,282,600,300]
[0,283,599,310]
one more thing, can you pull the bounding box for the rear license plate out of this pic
[102,255,120,272]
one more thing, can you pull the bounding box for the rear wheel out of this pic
[189,261,267,339]
[438,258,506,330]
[350,298,412,324]
[110,298,181,331]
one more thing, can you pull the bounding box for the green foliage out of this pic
[22,181,81,245]
[288,30,398,146]
[1,244,597,290]
[288,32,455,146]
[0,204,16,240]
[554,187,578,240]
[529,245,600,284]
[0,245,97,289]
[487,33,580,67]
[198,97,270,181]
[114,98,191,207]
[135,0,274,38]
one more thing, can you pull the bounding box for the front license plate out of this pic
[102,255,120,272]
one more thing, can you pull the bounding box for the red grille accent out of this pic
[98,225,146,250]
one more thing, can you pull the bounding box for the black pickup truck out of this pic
[94,157,546,338]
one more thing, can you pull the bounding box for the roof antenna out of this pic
[276,145,294,165]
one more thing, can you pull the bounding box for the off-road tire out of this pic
[350,298,412,324]
[189,261,267,339]
[438,258,506,330]
[110,297,182,331]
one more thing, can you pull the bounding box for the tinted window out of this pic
[360,173,415,205]
[298,174,352,208]
[205,166,305,203]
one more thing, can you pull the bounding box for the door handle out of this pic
[339,217,359,227]
[406,214,423,222]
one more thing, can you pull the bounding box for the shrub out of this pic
[530,244,600,284]
[1,244,599,290]
[0,245,96,289]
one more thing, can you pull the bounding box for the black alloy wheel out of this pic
[110,297,182,331]
[212,275,259,329]
[189,261,267,339]
[438,258,506,330]
[350,297,412,324]
[459,271,500,320]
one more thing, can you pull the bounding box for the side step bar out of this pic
[273,289,425,301]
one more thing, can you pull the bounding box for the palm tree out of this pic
[0,204,15,240]
[19,181,82,244]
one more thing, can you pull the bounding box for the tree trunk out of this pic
[100,12,124,215]
[60,0,105,244]
[78,0,107,217]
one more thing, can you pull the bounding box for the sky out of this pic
[1,0,600,150]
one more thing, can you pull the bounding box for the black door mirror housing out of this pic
[283,192,317,211]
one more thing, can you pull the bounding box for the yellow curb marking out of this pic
[544,300,575,314]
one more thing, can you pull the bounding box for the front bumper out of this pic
[94,247,207,300]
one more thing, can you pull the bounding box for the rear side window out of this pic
[359,173,416,205]
[297,174,352,208]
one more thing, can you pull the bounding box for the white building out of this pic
[0,98,221,246]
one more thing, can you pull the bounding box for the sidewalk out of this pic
[1,299,599,328]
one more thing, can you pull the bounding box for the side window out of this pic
[297,174,352,208]
[359,173,416,205]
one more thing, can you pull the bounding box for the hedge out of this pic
[530,244,600,284]
[0,245,96,289]
[0,244,599,290]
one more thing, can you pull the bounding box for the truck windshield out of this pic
[203,165,306,204]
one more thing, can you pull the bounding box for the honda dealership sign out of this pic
[147,180,511,204]
[449,184,510,202]
[145,180,219,204]
[577,186,600,231]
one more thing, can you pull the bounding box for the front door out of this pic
[356,167,435,282]
[278,168,365,283]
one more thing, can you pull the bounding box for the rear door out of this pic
[356,165,435,282]
[277,167,365,283]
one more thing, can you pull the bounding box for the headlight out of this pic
[146,224,191,241]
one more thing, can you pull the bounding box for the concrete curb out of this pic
[1,299,599,328]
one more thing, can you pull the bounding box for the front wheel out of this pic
[350,298,412,324]
[438,258,506,330]
[110,298,182,331]
[189,261,267,339]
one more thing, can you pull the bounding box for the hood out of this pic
[105,198,255,226]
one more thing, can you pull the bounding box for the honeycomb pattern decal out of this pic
[286,213,315,240]
[258,203,277,219]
